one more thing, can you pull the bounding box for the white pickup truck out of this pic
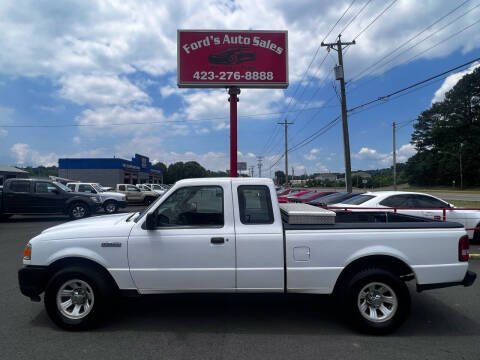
[18,178,476,333]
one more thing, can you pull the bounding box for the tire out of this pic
[340,268,410,334]
[68,202,90,220]
[103,201,118,214]
[44,267,113,330]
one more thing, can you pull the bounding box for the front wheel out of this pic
[44,267,111,330]
[103,201,118,214]
[342,268,410,334]
[68,202,90,220]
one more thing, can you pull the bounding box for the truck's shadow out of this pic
[30,286,480,336]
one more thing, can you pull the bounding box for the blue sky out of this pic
[1,0,479,176]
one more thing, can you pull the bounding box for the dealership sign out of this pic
[178,30,288,88]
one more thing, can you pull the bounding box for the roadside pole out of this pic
[229,87,240,177]
[321,35,355,193]
[393,121,397,190]
[278,119,293,186]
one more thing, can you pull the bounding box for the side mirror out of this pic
[145,212,157,230]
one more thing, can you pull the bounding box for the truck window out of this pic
[119,185,126,191]
[35,182,58,193]
[67,184,76,191]
[238,185,274,224]
[9,181,30,193]
[155,186,224,227]
[127,185,140,191]
[78,184,95,193]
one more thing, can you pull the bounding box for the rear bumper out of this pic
[417,270,477,292]
[18,266,49,301]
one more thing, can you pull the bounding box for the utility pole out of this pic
[459,143,463,190]
[321,35,355,192]
[257,156,263,178]
[393,121,397,191]
[249,165,255,178]
[277,119,293,186]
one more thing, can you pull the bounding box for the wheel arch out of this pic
[47,256,119,292]
[333,254,415,295]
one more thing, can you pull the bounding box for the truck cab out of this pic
[66,182,127,214]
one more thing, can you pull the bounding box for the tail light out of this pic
[458,235,469,262]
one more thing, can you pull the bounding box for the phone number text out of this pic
[192,71,274,81]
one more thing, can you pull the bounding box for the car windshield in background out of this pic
[338,194,375,205]
[295,192,317,199]
[54,182,72,192]
[310,192,347,204]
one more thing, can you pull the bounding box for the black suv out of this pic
[0,178,101,220]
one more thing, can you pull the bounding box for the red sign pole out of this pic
[228,87,240,177]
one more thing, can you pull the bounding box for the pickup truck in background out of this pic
[18,178,475,333]
[114,184,159,205]
[0,178,101,220]
[66,183,128,214]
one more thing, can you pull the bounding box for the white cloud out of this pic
[72,136,81,144]
[10,143,58,167]
[75,105,171,135]
[0,129,7,137]
[353,143,417,167]
[59,74,150,106]
[432,62,480,103]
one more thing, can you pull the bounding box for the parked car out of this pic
[0,178,101,220]
[307,191,365,207]
[18,177,475,333]
[114,184,159,205]
[278,190,312,203]
[141,183,168,196]
[66,183,127,214]
[208,46,256,65]
[288,191,336,203]
[334,191,480,241]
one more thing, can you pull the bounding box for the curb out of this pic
[470,253,480,260]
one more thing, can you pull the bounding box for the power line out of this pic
[348,0,473,83]
[352,0,398,40]
[338,0,373,36]
[261,0,357,155]
[347,56,480,113]
[0,104,339,128]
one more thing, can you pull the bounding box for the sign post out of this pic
[229,87,240,177]
[177,30,288,177]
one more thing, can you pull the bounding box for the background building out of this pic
[59,154,163,187]
[0,165,29,186]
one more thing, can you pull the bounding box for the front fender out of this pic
[46,247,109,268]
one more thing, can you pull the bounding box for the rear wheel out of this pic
[103,201,118,214]
[473,224,480,244]
[341,268,410,334]
[44,267,112,330]
[68,202,89,220]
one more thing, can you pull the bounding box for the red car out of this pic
[288,191,336,203]
[278,190,312,203]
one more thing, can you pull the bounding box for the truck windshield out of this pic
[92,184,104,193]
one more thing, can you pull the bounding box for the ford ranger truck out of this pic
[18,178,476,333]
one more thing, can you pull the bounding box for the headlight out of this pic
[122,195,126,201]
[90,196,101,203]
[23,243,31,260]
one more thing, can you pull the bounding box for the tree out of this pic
[406,67,480,187]
[275,170,286,185]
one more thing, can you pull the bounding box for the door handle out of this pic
[211,237,225,244]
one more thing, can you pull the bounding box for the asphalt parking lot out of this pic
[1,208,480,360]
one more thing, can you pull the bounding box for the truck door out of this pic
[231,184,284,292]
[4,180,32,213]
[128,183,236,292]
[33,182,66,213]
[126,185,142,202]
